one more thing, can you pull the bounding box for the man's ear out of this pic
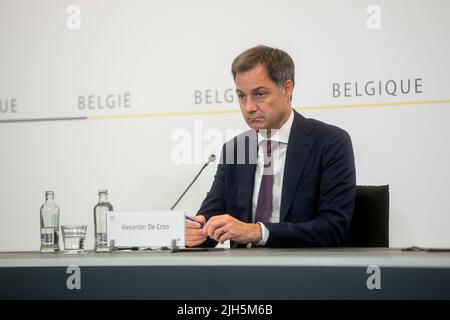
[284,80,294,102]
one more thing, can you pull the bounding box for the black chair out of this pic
[346,185,390,247]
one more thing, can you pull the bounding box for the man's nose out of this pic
[243,98,258,113]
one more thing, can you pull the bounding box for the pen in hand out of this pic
[185,215,204,228]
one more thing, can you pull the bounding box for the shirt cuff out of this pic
[256,222,269,246]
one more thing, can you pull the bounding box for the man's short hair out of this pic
[231,45,295,87]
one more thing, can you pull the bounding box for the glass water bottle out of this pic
[40,191,60,253]
[94,189,113,252]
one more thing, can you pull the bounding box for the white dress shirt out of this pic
[252,110,294,246]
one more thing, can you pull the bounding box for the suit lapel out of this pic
[236,163,256,223]
[280,111,315,222]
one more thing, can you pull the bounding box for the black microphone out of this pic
[170,154,216,211]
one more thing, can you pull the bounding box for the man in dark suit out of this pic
[185,45,356,248]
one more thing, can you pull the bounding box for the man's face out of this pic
[235,64,293,130]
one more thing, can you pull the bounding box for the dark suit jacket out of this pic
[197,110,356,248]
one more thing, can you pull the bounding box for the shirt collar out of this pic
[257,109,294,145]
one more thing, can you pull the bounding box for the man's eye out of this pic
[237,94,245,99]
[256,92,266,97]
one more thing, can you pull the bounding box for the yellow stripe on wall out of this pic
[295,99,450,111]
[87,99,450,121]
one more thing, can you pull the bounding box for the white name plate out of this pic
[107,211,185,248]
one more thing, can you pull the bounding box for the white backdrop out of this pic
[0,0,449,251]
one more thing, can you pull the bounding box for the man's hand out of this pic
[203,214,262,245]
[185,215,207,247]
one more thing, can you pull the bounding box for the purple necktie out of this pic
[254,139,274,223]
